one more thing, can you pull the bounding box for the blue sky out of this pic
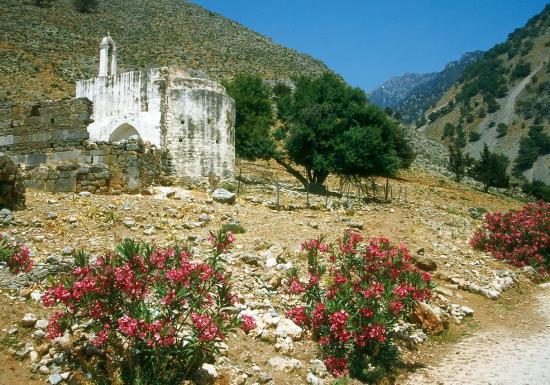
[191,0,548,92]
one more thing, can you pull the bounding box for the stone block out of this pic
[54,178,77,193]
[0,135,14,146]
[47,150,81,162]
[25,153,47,166]
[92,155,106,164]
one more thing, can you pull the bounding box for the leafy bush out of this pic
[0,234,33,274]
[285,232,433,381]
[522,180,550,202]
[511,61,532,80]
[220,223,246,234]
[469,131,481,142]
[471,201,549,274]
[496,123,508,138]
[42,231,253,385]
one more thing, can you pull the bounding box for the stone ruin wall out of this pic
[0,99,165,193]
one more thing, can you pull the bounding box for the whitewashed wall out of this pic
[76,69,162,146]
[75,67,235,179]
[162,77,235,180]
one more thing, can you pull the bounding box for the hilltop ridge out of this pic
[0,0,330,104]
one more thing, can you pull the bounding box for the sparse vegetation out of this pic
[513,125,550,176]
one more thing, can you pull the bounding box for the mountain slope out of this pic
[368,73,436,109]
[420,4,550,183]
[0,0,330,104]
[395,51,483,123]
[368,52,482,122]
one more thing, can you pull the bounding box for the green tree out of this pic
[34,0,54,6]
[275,73,413,190]
[454,125,467,148]
[470,144,510,192]
[496,122,508,138]
[448,145,474,183]
[224,74,275,160]
[72,0,98,12]
[442,122,455,139]
[513,125,550,176]
[469,131,481,142]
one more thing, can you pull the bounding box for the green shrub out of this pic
[221,223,246,234]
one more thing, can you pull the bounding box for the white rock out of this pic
[21,313,37,327]
[29,350,40,363]
[35,319,49,330]
[276,318,302,340]
[307,372,324,385]
[266,356,302,372]
[460,306,474,316]
[212,189,236,204]
[48,373,63,385]
[194,363,218,385]
[39,365,50,374]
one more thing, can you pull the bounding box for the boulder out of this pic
[412,302,447,334]
[0,155,25,209]
[212,189,236,204]
[413,255,437,272]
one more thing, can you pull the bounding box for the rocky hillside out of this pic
[368,73,437,109]
[396,52,483,123]
[0,0,330,104]
[369,52,482,123]
[419,4,550,183]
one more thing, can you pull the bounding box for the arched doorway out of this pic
[109,123,140,142]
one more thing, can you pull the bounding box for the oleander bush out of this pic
[42,230,254,385]
[285,231,433,381]
[471,201,549,274]
[0,233,33,274]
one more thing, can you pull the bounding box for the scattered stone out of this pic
[413,255,437,271]
[194,363,218,385]
[212,189,236,204]
[48,373,63,385]
[21,313,38,327]
[307,372,324,385]
[435,286,454,297]
[123,218,136,228]
[46,212,58,220]
[275,318,302,340]
[266,356,302,372]
[35,319,49,330]
[412,302,446,334]
[39,365,50,375]
[62,246,73,256]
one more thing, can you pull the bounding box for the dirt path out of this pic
[404,284,550,385]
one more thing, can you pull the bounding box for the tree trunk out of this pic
[274,157,308,188]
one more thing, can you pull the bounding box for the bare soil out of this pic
[0,167,543,385]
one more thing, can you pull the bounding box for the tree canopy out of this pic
[275,73,413,189]
[224,74,275,161]
[470,144,510,192]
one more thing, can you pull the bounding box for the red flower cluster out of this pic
[41,230,251,385]
[0,234,33,274]
[286,231,433,378]
[471,201,549,274]
[240,314,256,334]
